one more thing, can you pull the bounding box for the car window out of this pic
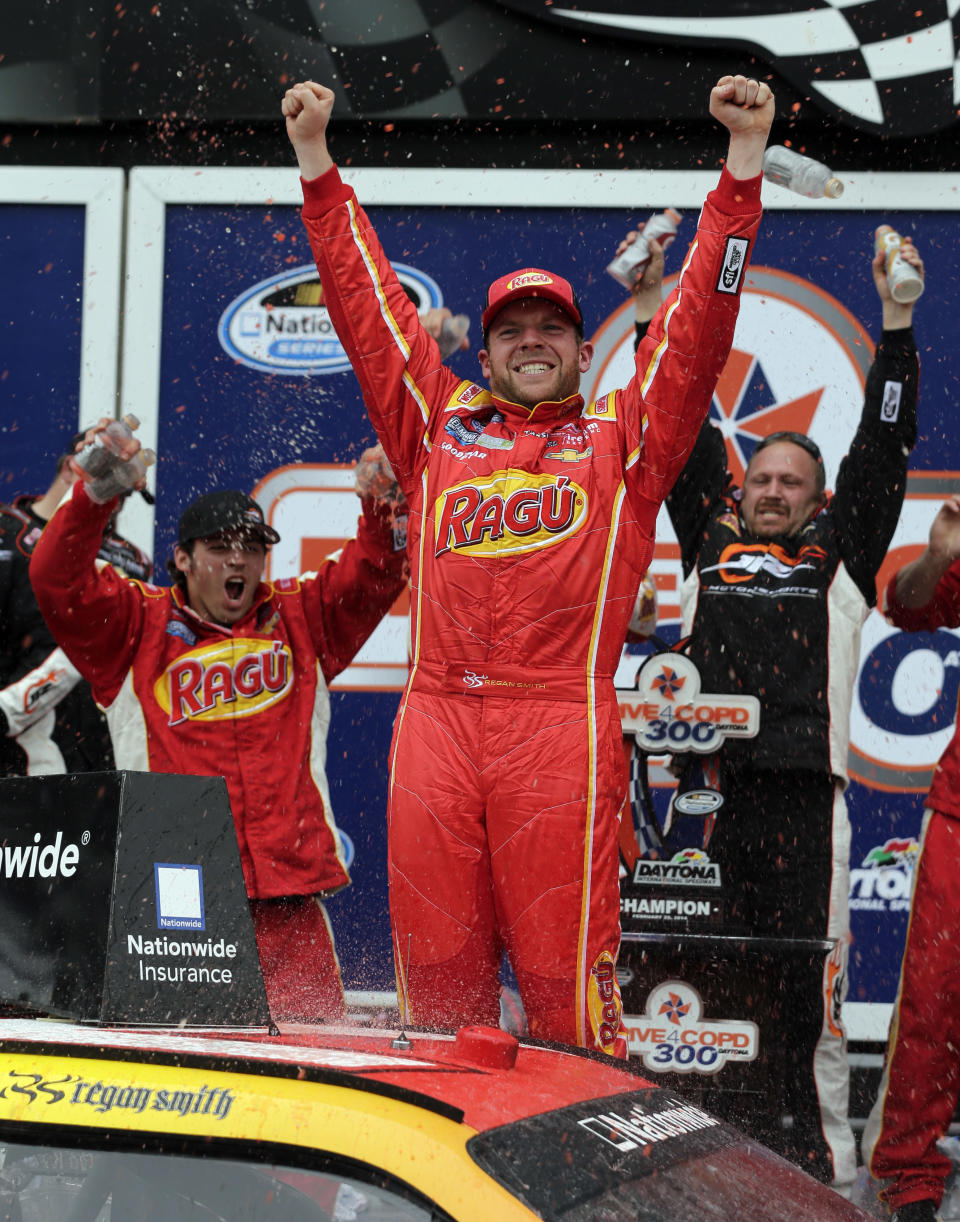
[0,1140,442,1222]
[467,1088,868,1221]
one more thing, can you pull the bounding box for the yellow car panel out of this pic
[0,1049,533,1221]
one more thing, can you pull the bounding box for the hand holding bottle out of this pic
[70,415,156,504]
[874,226,925,306]
[872,232,924,329]
[607,210,680,292]
[353,443,406,510]
[421,307,470,358]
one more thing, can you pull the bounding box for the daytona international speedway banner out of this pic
[5,166,960,1035]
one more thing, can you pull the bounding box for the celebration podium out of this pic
[616,659,838,1143]
[0,771,269,1026]
[617,929,837,1141]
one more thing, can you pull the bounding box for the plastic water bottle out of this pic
[72,414,156,503]
[875,225,925,304]
[436,313,471,359]
[762,146,843,199]
[606,209,681,290]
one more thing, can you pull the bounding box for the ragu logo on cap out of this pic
[507,272,553,290]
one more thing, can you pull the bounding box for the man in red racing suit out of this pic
[30,474,407,1022]
[283,74,773,1052]
[862,495,960,1222]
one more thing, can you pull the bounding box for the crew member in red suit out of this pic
[30,430,407,1023]
[862,495,960,1222]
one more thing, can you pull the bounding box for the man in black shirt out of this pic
[621,227,923,1192]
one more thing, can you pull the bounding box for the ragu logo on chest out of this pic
[155,638,293,727]
[434,471,588,558]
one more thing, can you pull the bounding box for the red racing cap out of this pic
[481,268,583,332]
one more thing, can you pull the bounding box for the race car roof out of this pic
[0,1016,650,1133]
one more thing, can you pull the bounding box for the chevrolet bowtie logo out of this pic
[544,445,591,463]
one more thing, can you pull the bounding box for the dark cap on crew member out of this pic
[177,490,281,547]
[481,268,584,333]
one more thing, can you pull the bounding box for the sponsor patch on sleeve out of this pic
[449,381,488,408]
[880,380,902,423]
[716,237,749,296]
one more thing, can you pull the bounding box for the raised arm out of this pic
[833,240,922,598]
[283,81,464,497]
[623,75,772,515]
[30,482,146,706]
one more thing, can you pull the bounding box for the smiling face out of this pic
[478,299,593,409]
[741,441,826,539]
[174,531,267,626]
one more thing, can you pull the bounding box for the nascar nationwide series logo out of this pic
[624,980,758,1075]
[218,262,444,375]
[434,471,587,558]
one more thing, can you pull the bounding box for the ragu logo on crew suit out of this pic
[702,542,828,585]
[155,638,293,727]
[434,471,587,558]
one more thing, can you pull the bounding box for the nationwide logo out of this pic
[444,413,514,450]
[499,0,960,137]
[624,980,758,1074]
[579,1099,720,1152]
[849,836,919,914]
[0,831,83,879]
[434,471,586,558]
[336,828,355,871]
[155,863,205,931]
[155,638,293,727]
[218,262,444,375]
